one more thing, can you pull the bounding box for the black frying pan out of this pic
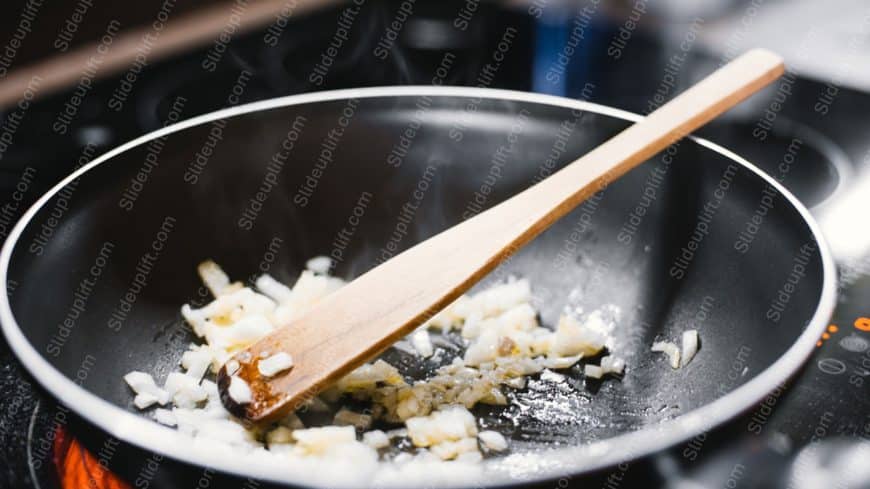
[0,87,835,488]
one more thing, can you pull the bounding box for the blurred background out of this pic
[1,1,869,488]
[0,0,867,212]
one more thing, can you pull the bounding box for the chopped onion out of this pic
[164,372,207,408]
[153,408,177,426]
[429,437,478,460]
[292,426,356,455]
[600,355,626,375]
[254,274,294,303]
[584,364,604,379]
[181,346,213,380]
[405,406,477,448]
[362,430,390,449]
[651,341,681,369]
[124,371,169,408]
[478,430,508,452]
[228,375,252,404]
[197,260,232,297]
[124,257,636,472]
[258,352,294,377]
[681,330,699,367]
[542,354,583,370]
[134,393,160,409]
[551,314,607,357]
[411,329,434,358]
[306,256,332,274]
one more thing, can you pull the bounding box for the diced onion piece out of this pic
[503,376,527,389]
[584,364,604,379]
[411,329,434,358]
[153,408,177,426]
[291,271,344,307]
[124,371,170,407]
[551,314,608,357]
[306,256,332,274]
[389,340,417,356]
[255,274,294,303]
[600,355,626,375]
[681,329,699,367]
[460,311,483,339]
[181,346,213,380]
[134,392,160,409]
[228,375,252,404]
[652,341,681,369]
[292,426,356,455]
[530,329,554,356]
[496,303,538,333]
[206,315,274,351]
[583,310,615,346]
[405,406,478,448]
[197,260,232,297]
[362,430,390,449]
[180,304,207,338]
[336,359,404,392]
[478,430,508,452]
[429,437,478,460]
[471,279,531,318]
[124,371,157,391]
[258,352,294,377]
[541,354,583,370]
[463,330,499,366]
[199,379,219,402]
[182,288,276,341]
[164,372,208,408]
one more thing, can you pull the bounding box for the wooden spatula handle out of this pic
[220,49,784,423]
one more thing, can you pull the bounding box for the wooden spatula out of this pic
[218,49,785,423]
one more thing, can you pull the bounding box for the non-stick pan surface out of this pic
[0,87,835,487]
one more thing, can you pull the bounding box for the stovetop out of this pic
[1,2,868,488]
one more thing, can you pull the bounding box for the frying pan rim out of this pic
[0,86,837,488]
